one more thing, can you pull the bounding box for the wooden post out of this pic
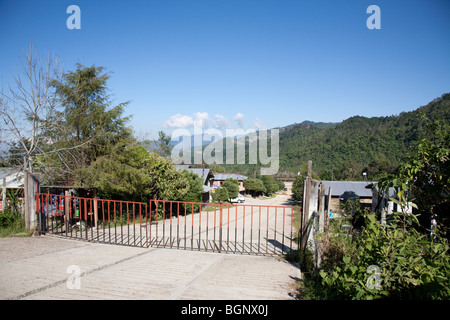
[93,189,98,229]
[301,165,312,250]
[318,184,325,233]
[301,160,319,251]
[2,178,6,212]
[64,189,70,232]
[326,187,332,228]
[24,172,39,234]
[307,160,312,178]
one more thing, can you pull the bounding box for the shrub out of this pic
[318,212,450,299]
[211,187,229,204]
[0,211,26,237]
[222,180,239,200]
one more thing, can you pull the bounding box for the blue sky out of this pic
[1,0,449,139]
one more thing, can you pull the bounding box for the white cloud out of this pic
[252,117,267,130]
[165,112,260,131]
[233,112,245,128]
[164,113,194,128]
[213,114,229,129]
[193,112,210,127]
[164,112,210,129]
[233,112,245,121]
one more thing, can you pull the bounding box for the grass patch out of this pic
[0,212,29,237]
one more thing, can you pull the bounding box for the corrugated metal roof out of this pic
[175,166,212,185]
[212,173,248,181]
[202,185,213,193]
[319,181,374,198]
[0,168,24,188]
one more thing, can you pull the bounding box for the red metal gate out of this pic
[36,193,301,256]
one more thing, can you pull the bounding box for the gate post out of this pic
[93,189,98,228]
[318,184,325,233]
[219,204,223,253]
[64,189,70,234]
[2,178,6,212]
[24,171,40,235]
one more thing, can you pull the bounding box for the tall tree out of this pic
[261,175,278,196]
[0,44,63,173]
[292,163,319,202]
[48,63,132,184]
[222,179,239,199]
[156,130,173,158]
[243,178,266,197]
[212,187,229,204]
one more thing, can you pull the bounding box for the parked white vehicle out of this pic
[229,194,245,203]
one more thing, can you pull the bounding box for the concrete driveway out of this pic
[1,193,301,301]
[0,234,300,300]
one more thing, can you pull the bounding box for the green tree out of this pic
[212,187,229,204]
[222,179,239,199]
[48,63,131,184]
[379,116,450,240]
[77,141,147,201]
[181,170,203,203]
[292,176,304,202]
[261,175,278,196]
[209,164,226,173]
[367,153,395,180]
[292,163,319,202]
[243,178,266,197]
[156,130,173,158]
[79,142,189,202]
[180,169,204,214]
[334,160,365,181]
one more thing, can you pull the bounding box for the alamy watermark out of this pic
[66,5,81,30]
[170,123,279,175]
[366,5,381,30]
[366,265,381,290]
[66,264,81,290]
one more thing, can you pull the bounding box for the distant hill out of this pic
[213,93,450,180]
[277,93,450,179]
[278,120,338,132]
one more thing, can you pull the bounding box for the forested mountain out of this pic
[217,93,450,180]
[277,93,450,179]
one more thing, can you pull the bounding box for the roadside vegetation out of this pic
[290,117,450,300]
[0,190,28,237]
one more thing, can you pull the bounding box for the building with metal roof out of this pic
[319,180,375,198]
[209,173,248,193]
[319,180,374,211]
[0,168,24,188]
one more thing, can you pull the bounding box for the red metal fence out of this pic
[36,193,301,256]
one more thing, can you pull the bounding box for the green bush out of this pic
[0,212,26,237]
[211,187,229,204]
[222,180,239,199]
[0,190,26,237]
[296,117,450,300]
[318,212,450,300]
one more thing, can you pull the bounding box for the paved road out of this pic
[0,195,301,300]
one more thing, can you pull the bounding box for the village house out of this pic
[319,180,375,213]
[209,173,248,194]
[0,168,24,211]
[175,165,215,202]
